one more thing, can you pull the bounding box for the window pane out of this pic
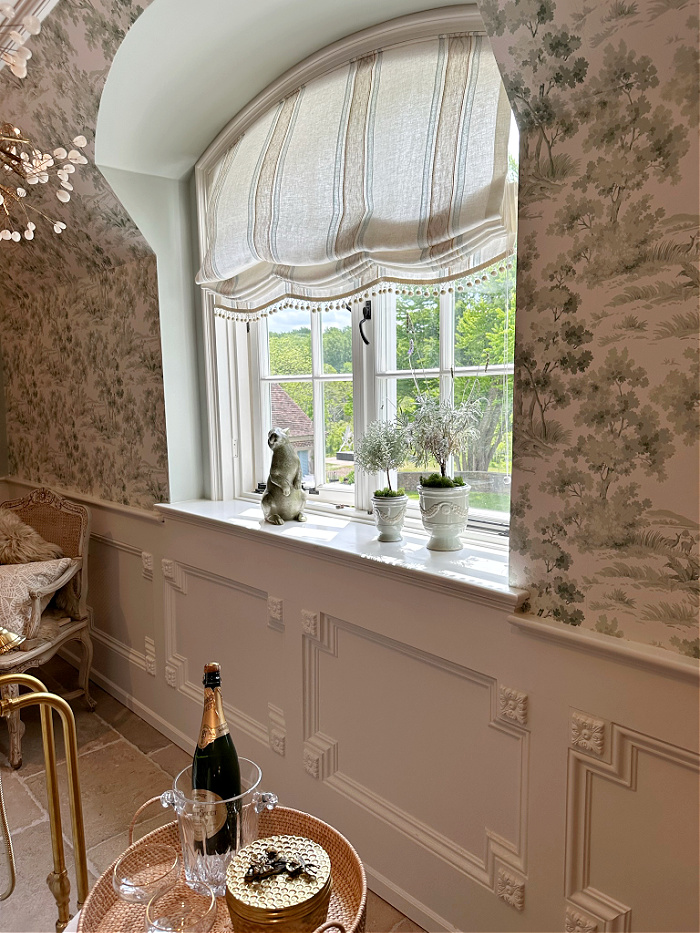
[268,312,312,376]
[454,268,515,368]
[322,309,352,374]
[269,382,315,481]
[394,377,441,492]
[324,381,354,486]
[453,373,512,517]
[396,291,440,370]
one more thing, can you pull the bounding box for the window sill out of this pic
[156,499,528,613]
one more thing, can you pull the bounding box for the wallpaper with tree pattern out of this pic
[0,0,167,509]
[480,0,699,655]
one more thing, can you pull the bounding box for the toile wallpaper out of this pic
[480,0,699,655]
[0,0,697,653]
[0,0,167,509]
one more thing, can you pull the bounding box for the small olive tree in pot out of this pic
[402,396,481,551]
[354,420,409,542]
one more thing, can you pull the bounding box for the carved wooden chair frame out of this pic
[0,487,94,769]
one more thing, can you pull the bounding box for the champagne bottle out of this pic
[192,662,242,855]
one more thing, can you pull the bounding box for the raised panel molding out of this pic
[496,866,525,911]
[565,720,700,932]
[571,711,606,758]
[267,597,284,632]
[499,686,528,726]
[141,551,154,581]
[268,703,286,757]
[86,605,148,672]
[89,535,153,671]
[144,636,156,676]
[302,610,530,898]
[162,558,269,746]
[566,908,599,932]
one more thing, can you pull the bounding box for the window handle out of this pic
[359,301,371,345]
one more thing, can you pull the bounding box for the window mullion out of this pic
[311,310,325,487]
[249,321,269,489]
[439,289,455,476]
[351,299,374,511]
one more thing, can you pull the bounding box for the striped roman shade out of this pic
[196,33,515,313]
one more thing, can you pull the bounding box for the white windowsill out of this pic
[156,498,528,613]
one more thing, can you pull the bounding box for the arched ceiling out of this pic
[97,0,473,181]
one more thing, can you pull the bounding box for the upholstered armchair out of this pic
[0,487,94,769]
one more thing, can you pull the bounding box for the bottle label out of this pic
[197,687,230,748]
[191,788,227,841]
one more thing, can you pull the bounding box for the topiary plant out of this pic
[402,396,481,486]
[354,420,408,496]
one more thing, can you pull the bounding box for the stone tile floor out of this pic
[0,657,425,932]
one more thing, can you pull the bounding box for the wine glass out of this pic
[145,880,217,933]
[112,843,181,904]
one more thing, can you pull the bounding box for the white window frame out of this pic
[206,284,513,536]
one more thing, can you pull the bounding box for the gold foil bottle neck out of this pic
[197,686,230,748]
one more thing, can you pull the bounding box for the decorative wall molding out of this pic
[85,604,147,673]
[301,609,320,638]
[144,636,156,676]
[267,596,284,632]
[268,703,286,757]
[570,711,606,758]
[88,535,154,672]
[566,908,598,932]
[162,559,269,745]
[303,732,338,781]
[141,552,154,581]
[2,476,164,523]
[508,614,700,682]
[496,867,525,911]
[565,723,700,931]
[302,612,529,896]
[498,686,528,726]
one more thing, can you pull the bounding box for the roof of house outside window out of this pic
[270,383,313,447]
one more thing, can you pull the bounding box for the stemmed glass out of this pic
[112,844,181,905]
[144,880,217,933]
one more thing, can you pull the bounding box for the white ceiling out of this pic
[96,0,474,180]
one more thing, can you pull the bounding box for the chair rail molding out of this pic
[162,557,270,746]
[565,718,700,932]
[301,609,530,897]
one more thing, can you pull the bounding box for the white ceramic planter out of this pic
[371,493,408,542]
[418,483,470,551]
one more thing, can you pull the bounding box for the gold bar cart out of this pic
[0,672,89,932]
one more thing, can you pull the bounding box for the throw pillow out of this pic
[0,509,64,564]
[0,558,72,638]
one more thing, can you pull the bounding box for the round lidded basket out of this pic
[225,834,331,932]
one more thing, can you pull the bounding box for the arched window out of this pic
[195,12,517,532]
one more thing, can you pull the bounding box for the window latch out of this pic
[359,301,371,345]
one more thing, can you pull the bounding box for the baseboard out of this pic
[364,862,453,932]
[59,647,192,753]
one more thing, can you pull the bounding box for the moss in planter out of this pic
[419,473,466,488]
[373,487,407,498]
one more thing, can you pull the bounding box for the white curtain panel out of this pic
[196,34,515,312]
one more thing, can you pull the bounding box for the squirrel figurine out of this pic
[262,428,308,525]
